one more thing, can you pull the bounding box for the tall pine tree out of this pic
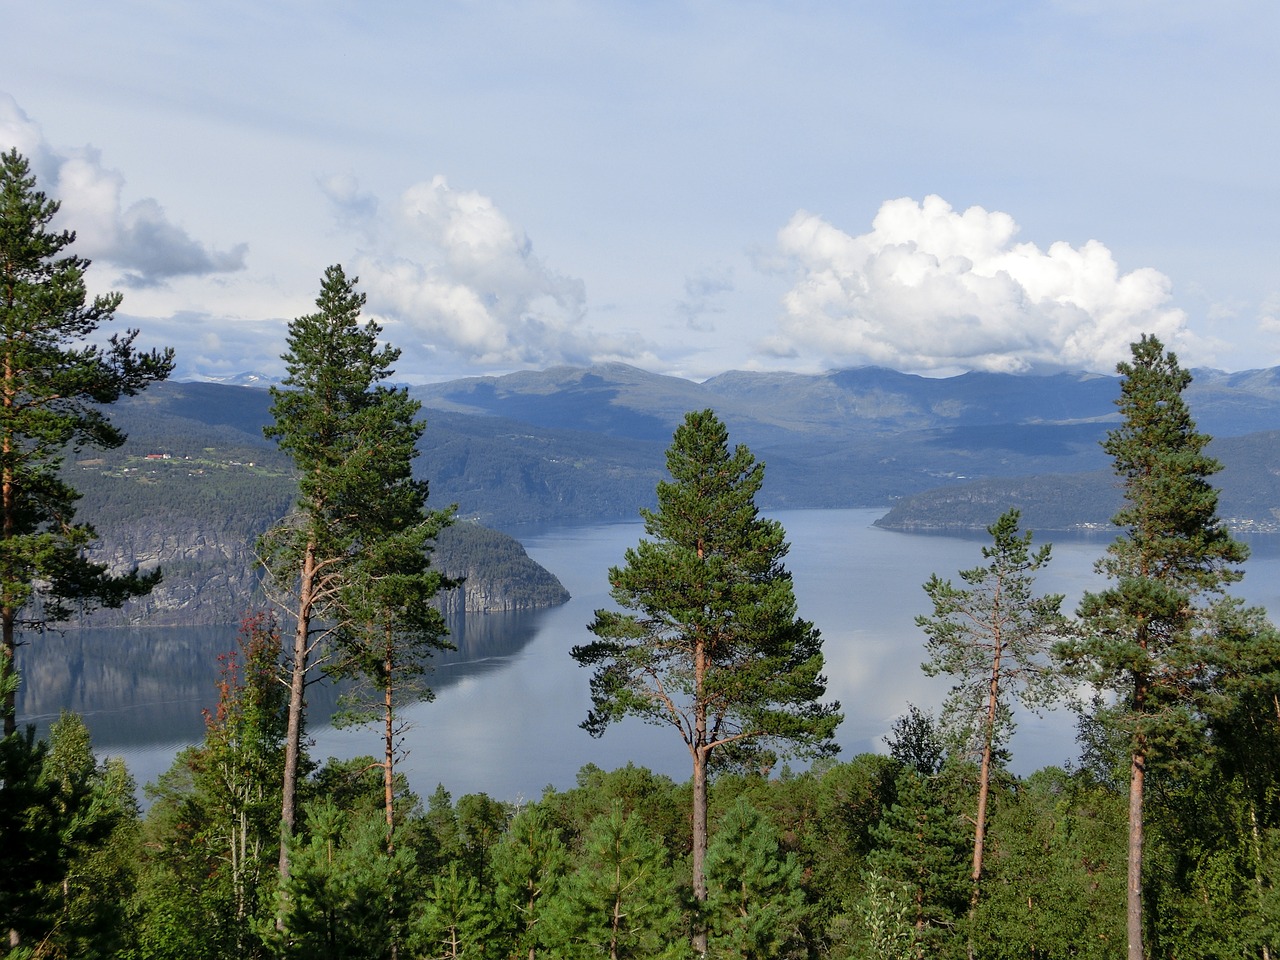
[0,148,173,734]
[917,508,1065,930]
[261,264,449,913]
[1058,334,1248,960]
[572,408,840,954]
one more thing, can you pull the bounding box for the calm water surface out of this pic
[18,508,1280,803]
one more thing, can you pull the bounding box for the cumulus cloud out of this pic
[0,93,246,287]
[774,195,1193,374]
[350,174,637,369]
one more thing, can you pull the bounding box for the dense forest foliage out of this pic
[6,682,1279,959]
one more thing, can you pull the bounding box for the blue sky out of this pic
[3,1,1277,382]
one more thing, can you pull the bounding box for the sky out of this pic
[3,1,1278,384]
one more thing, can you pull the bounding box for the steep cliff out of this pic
[69,450,569,627]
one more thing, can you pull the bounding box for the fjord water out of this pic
[18,509,1280,803]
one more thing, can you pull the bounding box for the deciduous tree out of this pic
[0,148,173,734]
[572,408,840,953]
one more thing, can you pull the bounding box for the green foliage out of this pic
[704,798,807,959]
[834,872,920,960]
[541,803,691,960]
[572,408,840,950]
[919,508,1065,759]
[34,713,141,960]
[134,616,288,960]
[1061,335,1249,762]
[885,704,945,777]
[0,148,173,732]
[574,409,840,769]
[410,861,501,959]
[1057,334,1257,959]
[546,763,690,858]
[971,767,1126,959]
[492,804,570,958]
[867,767,970,958]
[280,799,418,960]
[262,264,457,915]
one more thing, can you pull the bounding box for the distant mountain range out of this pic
[102,361,1280,536]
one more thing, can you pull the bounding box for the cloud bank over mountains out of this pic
[0,92,1208,381]
[772,195,1194,375]
[0,95,246,288]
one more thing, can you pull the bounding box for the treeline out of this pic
[8,683,1276,958]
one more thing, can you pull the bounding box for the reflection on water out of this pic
[15,609,551,786]
[15,509,1280,804]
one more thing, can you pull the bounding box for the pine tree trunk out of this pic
[691,620,709,957]
[2,401,16,736]
[277,538,318,924]
[969,637,1002,958]
[1128,740,1145,960]
[384,624,396,840]
[692,743,709,956]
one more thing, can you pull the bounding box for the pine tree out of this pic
[281,799,418,960]
[35,712,141,960]
[703,798,807,960]
[261,264,450,904]
[541,804,689,960]
[0,727,64,948]
[492,805,570,960]
[572,408,840,953]
[1057,334,1249,960]
[917,508,1065,931]
[334,517,457,843]
[0,148,173,734]
[867,767,970,959]
[411,861,501,960]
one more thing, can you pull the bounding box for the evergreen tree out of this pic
[280,799,418,960]
[541,804,690,960]
[703,797,807,960]
[0,148,173,734]
[1057,334,1249,960]
[867,767,970,959]
[492,805,570,960]
[917,508,1066,930]
[410,861,501,960]
[0,727,65,949]
[261,264,448,903]
[334,516,457,842]
[34,712,141,960]
[572,409,841,953]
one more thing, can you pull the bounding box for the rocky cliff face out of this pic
[83,516,568,627]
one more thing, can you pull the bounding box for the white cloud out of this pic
[350,174,643,371]
[0,93,246,287]
[773,195,1194,375]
